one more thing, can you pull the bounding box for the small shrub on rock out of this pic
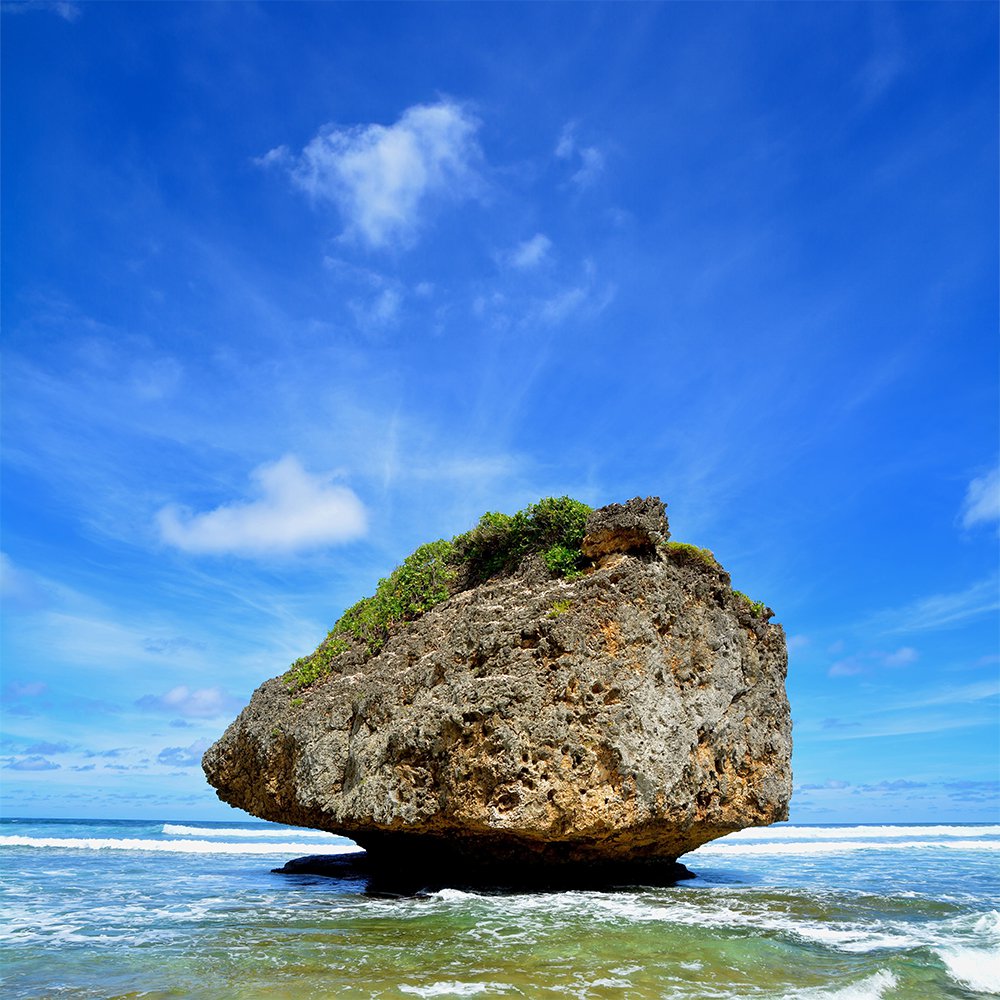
[287,496,593,688]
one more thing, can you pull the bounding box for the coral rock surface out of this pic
[203,499,791,879]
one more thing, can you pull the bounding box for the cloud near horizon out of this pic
[3,755,61,771]
[156,739,211,768]
[157,455,367,556]
[268,100,482,249]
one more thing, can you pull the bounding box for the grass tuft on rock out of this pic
[733,590,770,619]
[664,541,719,569]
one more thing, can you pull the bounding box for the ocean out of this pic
[1,818,997,999]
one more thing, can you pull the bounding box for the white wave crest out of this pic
[781,970,898,1000]
[399,983,493,997]
[162,823,342,840]
[691,839,1000,856]
[938,944,1000,994]
[723,824,1000,841]
[0,835,364,857]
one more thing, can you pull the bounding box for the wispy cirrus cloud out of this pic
[135,685,243,719]
[0,0,80,21]
[142,637,206,656]
[263,100,482,249]
[157,455,367,556]
[2,681,48,699]
[24,741,71,755]
[893,679,1000,711]
[872,577,1000,634]
[960,466,1000,530]
[828,646,919,678]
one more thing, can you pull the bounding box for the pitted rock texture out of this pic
[203,500,791,874]
[581,496,669,559]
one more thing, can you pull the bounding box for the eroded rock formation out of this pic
[203,498,791,882]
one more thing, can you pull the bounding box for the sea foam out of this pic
[938,944,1000,994]
[691,839,999,856]
[399,983,494,997]
[721,824,1000,841]
[0,835,364,856]
[162,823,342,839]
[780,970,898,1000]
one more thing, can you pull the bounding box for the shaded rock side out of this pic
[203,499,791,872]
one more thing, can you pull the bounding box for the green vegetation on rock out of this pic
[664,541,719,569]
[547,598,573,618]
[286,635,350,690]
[285,497,593,690]
[452,496,592,587]
[283,500,775,692]
[733,590,769,619]
[542,544,586,579]
[334,539,457,655]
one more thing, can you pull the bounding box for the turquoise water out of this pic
[1,819,998,999]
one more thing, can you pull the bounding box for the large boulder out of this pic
[203,498,791,882]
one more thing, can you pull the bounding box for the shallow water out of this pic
[1,818,997,999]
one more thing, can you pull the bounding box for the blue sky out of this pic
[2,2,997,824]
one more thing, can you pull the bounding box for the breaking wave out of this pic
[161,823,341,839]
[692,839,999,856]
[0,835,363,856]
[722,824,1000,840]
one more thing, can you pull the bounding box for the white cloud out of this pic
[828,645,918,677]
[136,686,243,719]
[555,123,605,188]
[351,287,401,328]
[508,233,552,269]
[1,0,81,20]
[538,285,588,325]
[0,552,28,602]
[555,124,575,160]
[157,455,367,556]
[883,646,918,667]
[4,755,60,772]
[254,145,290,168]
[278,100,481,249]
[828,657,864,678]
[961,466,1000,529]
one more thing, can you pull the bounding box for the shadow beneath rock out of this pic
[272,852,696,898]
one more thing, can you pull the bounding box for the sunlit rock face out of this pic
[203,498,791,882]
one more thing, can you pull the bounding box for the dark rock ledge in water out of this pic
[204,497,792,889]
[271,852,696,896]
